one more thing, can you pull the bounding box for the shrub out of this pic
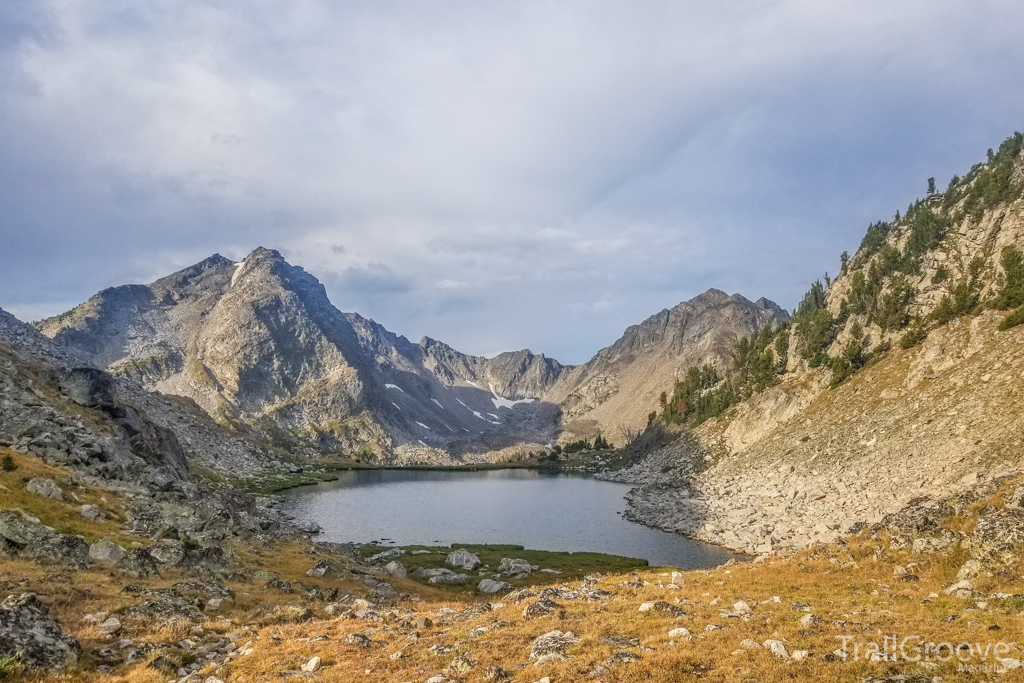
[830,322,866,387]
[999,305,1024,331]
[0,656,21,680]
[1,455,15,472]
[994,244,1024,310]
[798,308,835,359]
[931,257,986,324]
[899,314,928,349]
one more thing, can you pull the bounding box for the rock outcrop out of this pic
[0,593,80,670]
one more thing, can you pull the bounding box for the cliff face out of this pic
[37,247,784,462]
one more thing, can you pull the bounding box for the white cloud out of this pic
[2,0,1024,361]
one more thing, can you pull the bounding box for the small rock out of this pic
[799,614,820,628]
[764,639,789,659]
[944,579,973,596]
[97,617,122,635]
[300,656,321,672]
[791,650,809,661]
[496,557,537,576]
[739,639,762,649]
[668,628,690,638]
[638,602,655,612]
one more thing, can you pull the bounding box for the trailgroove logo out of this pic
[834,635,1022,671]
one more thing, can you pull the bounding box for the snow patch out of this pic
[385,383,404,392]
[416,421,430,430]
[431,398,444,409]
[230,260,246,286]
[487,413,500,420]
[391,402,401,411]
[489,383,534,410]
[456,398,500,425]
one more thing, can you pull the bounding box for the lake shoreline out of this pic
[277,467,742,569]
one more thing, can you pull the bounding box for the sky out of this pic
[2,1,1024,364]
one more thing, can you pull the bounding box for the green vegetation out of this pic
[659,365,737,428]
[954,132,1024,221]
[899,316,928,349]
[1,455,15,472]
[994,245,1024,311]
[999,306,1024,331]
[829,322,866,387]
[357,543,649,587]
[554,435,610,454]
[0,656,21,680]
[930,257,985,324]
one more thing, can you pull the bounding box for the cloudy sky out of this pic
[2,0,1023,363]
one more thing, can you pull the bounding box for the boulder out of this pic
[0,593,81,670]
[428,573,469,585]
[97,617,121,635]
[445,549,481,571]
[368,548,404,564]
[496,557,537,576]
[80,505,104,522]
[119,548,160,578]
[0,511,53,551]
[529,630,578,660]
[26,478,63,501]
[411,567,459,579]
[477,579,512,594]
[383,561,407,579]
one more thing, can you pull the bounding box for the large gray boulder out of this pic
[0,511,53,551]
[0,511,88,567]
[368,548,404,564]
[26,478,63,501]
[446,548,482,571]
[118,548,159,578]
[0,593,80,670]
[477,579,512,594]
[497,557,537,576]
[429,573,469,585]
[383,560,407,579]
[89,538,127,565]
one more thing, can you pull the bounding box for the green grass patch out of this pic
[358,542,649,589]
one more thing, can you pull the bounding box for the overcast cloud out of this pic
[2,0,1023,362]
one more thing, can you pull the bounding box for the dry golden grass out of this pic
[5,449,1024,682]
[0,448,142,544]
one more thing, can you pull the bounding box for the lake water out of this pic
[278,468,737,569]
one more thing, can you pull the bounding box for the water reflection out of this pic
[279,468,736,569]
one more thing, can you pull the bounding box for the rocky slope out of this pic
[37,248,783,463]
[546,290,786,441]
[604,134,1024,557]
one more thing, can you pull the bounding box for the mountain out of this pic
[35,248,784,463]
[546,289,787,441]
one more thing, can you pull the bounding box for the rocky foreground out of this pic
[4,436,1024,682]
